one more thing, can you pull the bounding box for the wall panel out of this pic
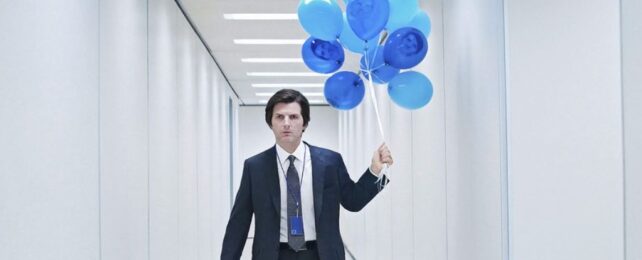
[213,68,228,259]
[442,0,506,259]
[412,0,448,259]
[389,102,414,260]
[148,1,180,259]
[99,1,149,259]
[0,1,236,260]
[0,1,100,259]
[506,0,624,259]
[196,42,214,260]
[177,14,199,259]
[622,0,642,259]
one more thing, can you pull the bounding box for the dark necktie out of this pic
[286,155,305,250]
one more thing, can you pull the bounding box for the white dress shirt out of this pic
[275,142,316,242]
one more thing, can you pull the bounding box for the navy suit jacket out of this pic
[221,142,386,260]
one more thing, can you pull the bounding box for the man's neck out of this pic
[277,141,301,154]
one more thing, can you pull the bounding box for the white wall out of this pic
[148,1,179,259]
[443,0,507,258]
[99,1,149,258]
[622,0,642,259]
[0,1,237,259]
[505,0,624,259]
[0,1,100,259]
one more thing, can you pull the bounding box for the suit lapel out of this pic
[307,142,325,222]
[266,146,281,216]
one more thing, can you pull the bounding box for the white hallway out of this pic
[0,0,640,260]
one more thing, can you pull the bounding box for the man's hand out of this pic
[370,143,393,176]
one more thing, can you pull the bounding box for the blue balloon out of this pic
[359,46,399,84]
[407,10,431,37]
[346,0,389,41]
[302,37,345,74]
[388,71,433,110]
[339,14,378,54]
[324,71,365,110]
[298,0,343,41]
[386,0,418,31]
[383,27,428,69]
[388,10,432,37]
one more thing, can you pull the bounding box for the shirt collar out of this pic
[275,141,305,164]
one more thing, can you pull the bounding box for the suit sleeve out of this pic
[337,154,389,212]
[221,160,253,260]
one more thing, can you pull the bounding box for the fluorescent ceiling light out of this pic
[223,13,298,20]
[259,99,326,104]
[234,39,305,45]
[241,58,303,63]
[247,72,326,77]
[252,83,324,88]
[256,92,324,97]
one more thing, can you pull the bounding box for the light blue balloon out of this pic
[298,0,343,41]
[386,0,418,31]
[359,46,399,84]
[346,0,390,41]
[388,71,433,110]
[407,10,431,37]
[339,14,379,54]
[324,71,365,110]
[387,9,431,35]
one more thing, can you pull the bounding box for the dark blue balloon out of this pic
[388,71,433,110]
[407,10,431,38]
[302,37,345,74]
[346,0,389,41]
[359,46,399,84]
[324,71,365,110]
[383,27,428,69]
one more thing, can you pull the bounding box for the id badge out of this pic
[289,216,304,236]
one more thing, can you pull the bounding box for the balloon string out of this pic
[363,47,390,191]
[369,63,386,71]
[363,50,385,141]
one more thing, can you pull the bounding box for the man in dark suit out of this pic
[221,89,393,260]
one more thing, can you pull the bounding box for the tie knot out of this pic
[287,155,296,164]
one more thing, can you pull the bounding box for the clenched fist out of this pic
[370,143,393,176]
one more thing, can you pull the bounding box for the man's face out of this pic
[270,102,306,147]
[399,33,420,55]
[313,40,340,61]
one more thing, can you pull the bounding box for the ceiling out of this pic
[179,0,364,106]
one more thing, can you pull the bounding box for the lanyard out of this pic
[276,144,307,215]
